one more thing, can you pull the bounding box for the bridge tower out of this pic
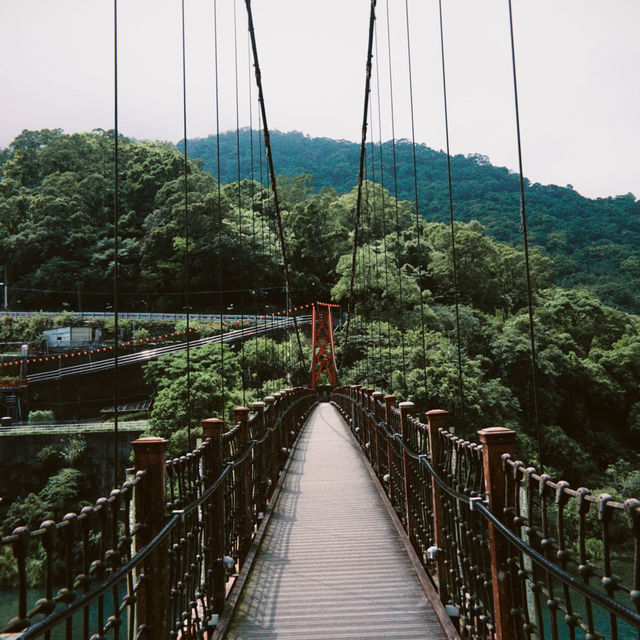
[310,302,339,389]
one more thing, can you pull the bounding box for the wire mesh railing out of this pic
[0,386,318,639]
[331,384,640,640]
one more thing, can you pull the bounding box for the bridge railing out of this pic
[0,386,318,639]
[332,384,640,640]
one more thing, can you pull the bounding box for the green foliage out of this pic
[27,409,55,424]
[188,130,640,313]
[2,127,640,498]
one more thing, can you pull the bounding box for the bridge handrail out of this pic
[1,387,319,639]
[331,384,640,640]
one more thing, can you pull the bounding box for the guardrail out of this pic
[0,420,148,436]
[24,315,311,383]
[0,387,318,639]
[0,311,280,322]
[331,385,640,640]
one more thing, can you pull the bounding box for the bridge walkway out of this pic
[224,402,455,639]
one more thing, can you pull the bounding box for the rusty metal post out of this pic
[132,437,169,637]
[384,394,396,502]
[201,418,226,614]
[235,407,252,564]
[353,385,362,441]
[252,401,267,516]
[372,391,383,475]
[399,401,416,542]
[363,388,374,460]
[426,409,450,604]
[478,427,523,640]
[264,396,276,494]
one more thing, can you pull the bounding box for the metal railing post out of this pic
[264,395,276,494]
[384,394,396,502]
[353,384,362,441]
[426,409,450,604]
[478,426,523,640]
[202,418,226,614]
[252,401,267,516]
[235,407,252,564]
[363,388,374,462]
[372,391,383,475]
[132,436,169,637]
[399,401,416,543]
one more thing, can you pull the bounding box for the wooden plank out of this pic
[224,403,455,639]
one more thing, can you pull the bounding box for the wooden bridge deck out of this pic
[224,402,455,639]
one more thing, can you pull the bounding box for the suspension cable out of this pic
[340,0,377,374]
[213,0,225,416]
[437,0,466,430]
[384,0,407,390]
[507,0,543,468]
[244,0,304,368]
[233,0,247,406]
[374,25,393,388]
[367,103,383,385]
[403,0,428,399]
[180,0,192,448]
[112,0,120,487]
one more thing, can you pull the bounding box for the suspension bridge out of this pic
[1,1,639,639]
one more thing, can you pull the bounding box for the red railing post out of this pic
[363,388,374,461]
[201,418,226,614]
[372,391,383,475]
[252,401,267,516]
[426,409,450,604]
[264,395,277,493]
[384,394,396,501]
[478,427,523,640]
[399,401,416,543]
[132,437,169,637]
[235,407,252,564]
[353,384,363,442]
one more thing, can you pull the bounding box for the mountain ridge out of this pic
[185,129,640,312]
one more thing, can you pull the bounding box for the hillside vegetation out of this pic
[0,128,639,499]
[187,129,640,312]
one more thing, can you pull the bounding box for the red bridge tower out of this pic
[310,302,339,389]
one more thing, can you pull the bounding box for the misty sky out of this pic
[1,0,638,200]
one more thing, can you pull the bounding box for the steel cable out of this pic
[180,0,192,448]
[384,0,407,390]
[507,0,543,468]
[112,0,120,487]
[403,0,429,400]
[437,0,466,431]
[245,0,305,370]
[340,0,377,375]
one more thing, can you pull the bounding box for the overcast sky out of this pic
[1,0,638,200]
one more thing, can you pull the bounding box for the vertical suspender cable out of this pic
[437,0,466,430]
[245,0,305,368]
[367,107,384,384]
[403,0,428,398]
[384,0,407,390]
[180,0,192,449]
[213,0,225,415]
[374,26,394,388]
[258,110,269,391]
[340,0,377,373]
[233,0,247,406]
[507,0,543,468]
[248,34,256,265]
[247,34,258,396]
[112,0,120,488]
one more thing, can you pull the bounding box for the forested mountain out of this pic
[186,129,640,312]
[1,128,640,498]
